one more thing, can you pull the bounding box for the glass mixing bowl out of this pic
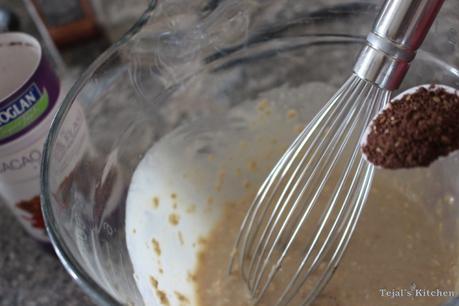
[41,0,459,305]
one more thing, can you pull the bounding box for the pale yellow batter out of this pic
[127,83,458,306]
[195,175,457,306]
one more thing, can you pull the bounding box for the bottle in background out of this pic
[0,6,20,32]
[0,32,89,242]
[27,0,101,46]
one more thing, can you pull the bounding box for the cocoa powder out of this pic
[362,86,459,169]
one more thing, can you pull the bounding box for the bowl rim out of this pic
[39,36,365,306]
[39,1,459,305]
[39,0,375,303]
[40,1,157,306]
[37,6,381,306]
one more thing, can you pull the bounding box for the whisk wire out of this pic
[228,76,359,276]
[275,89,389,306]
[248,77,371,296]
[230,74,390,306]
[298,92,390,306]
[246,77,363,289]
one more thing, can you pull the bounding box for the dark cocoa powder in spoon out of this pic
[362,86,459,169]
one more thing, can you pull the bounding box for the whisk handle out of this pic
[354,0,445,90]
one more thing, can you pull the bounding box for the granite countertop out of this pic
[0,206,96,306]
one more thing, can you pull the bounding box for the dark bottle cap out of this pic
[0,6,20,32]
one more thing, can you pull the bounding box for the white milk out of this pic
[126,82,336,306]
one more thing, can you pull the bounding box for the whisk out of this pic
[229,0,444,305]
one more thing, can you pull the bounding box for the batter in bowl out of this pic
[126,83,458,306]
[195,175,457,306]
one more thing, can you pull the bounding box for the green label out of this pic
[0,90,49,140]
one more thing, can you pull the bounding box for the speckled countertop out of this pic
[0,205,96,306]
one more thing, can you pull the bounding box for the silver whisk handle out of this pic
[354,0,445,90]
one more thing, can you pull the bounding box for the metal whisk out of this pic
[229,1,444,305]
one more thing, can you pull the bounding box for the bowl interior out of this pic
[42,1,459,305]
